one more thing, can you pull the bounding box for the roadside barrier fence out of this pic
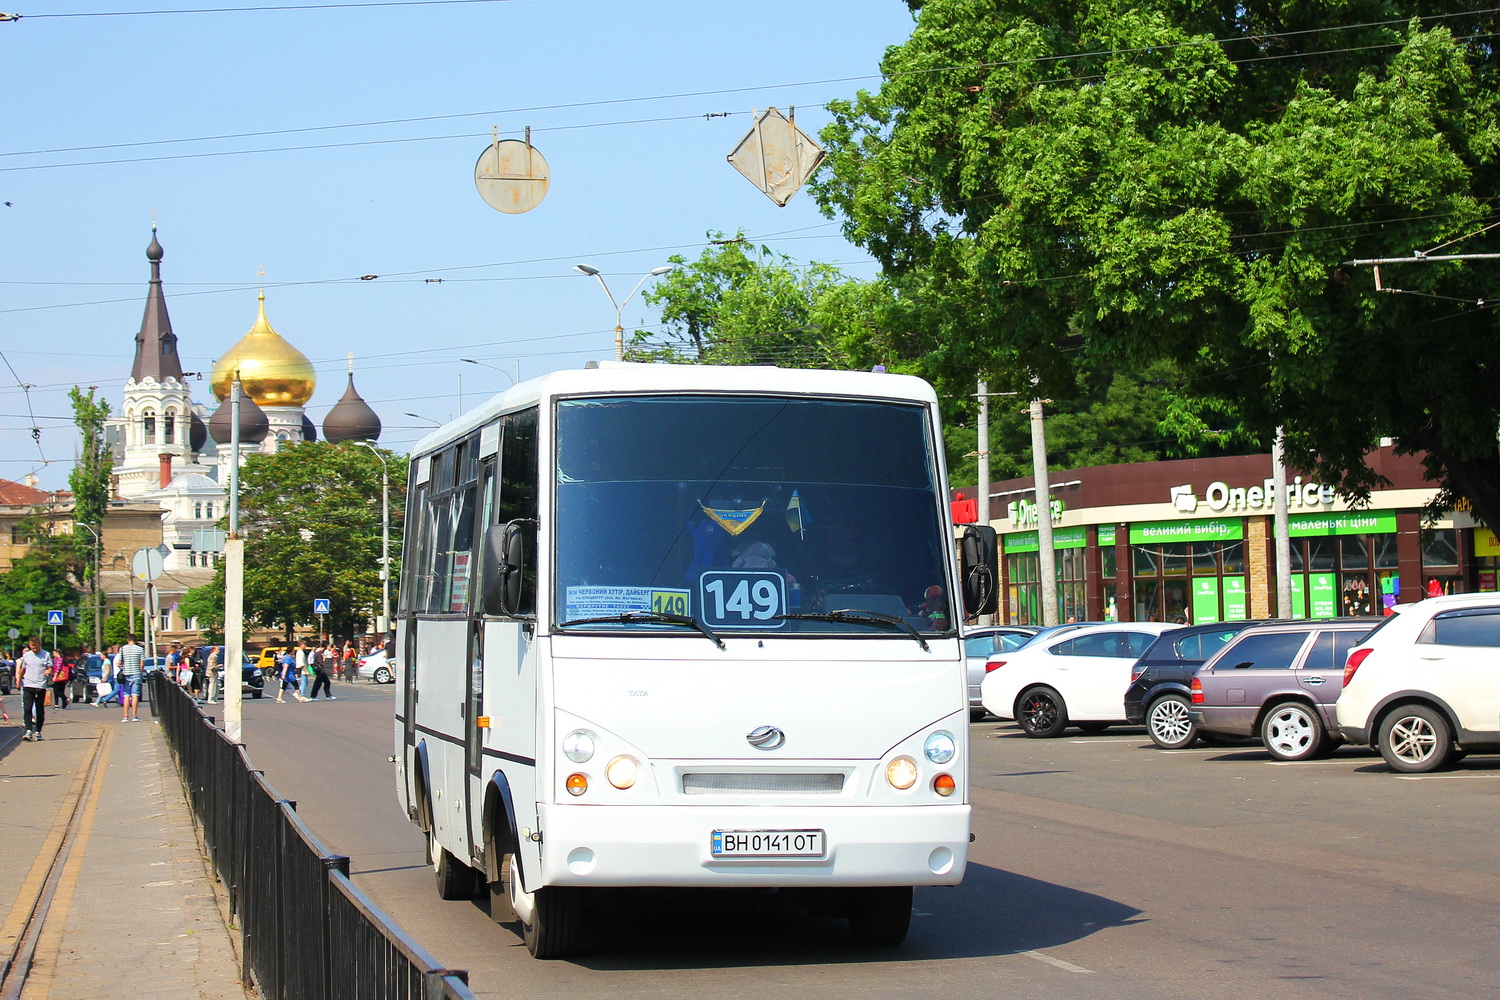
[148,673,475,1000]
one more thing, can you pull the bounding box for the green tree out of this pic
[817,3,1500,524]
[234,441,406,642]
[0,515,84,648]
[68,386,111,646]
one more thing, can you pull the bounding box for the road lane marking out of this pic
[1017,949,1095,974]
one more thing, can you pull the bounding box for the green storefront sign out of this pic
[1289,512,1398,537]
[1003,525,1089,554]
[1129,519,1244,545]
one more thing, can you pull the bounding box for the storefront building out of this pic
[952,448,1493,626]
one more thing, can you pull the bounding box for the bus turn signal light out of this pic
[933,773,956,797]
[565,773,589,796]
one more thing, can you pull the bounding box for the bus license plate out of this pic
[711,829,826,859]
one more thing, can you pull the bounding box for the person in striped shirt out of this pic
[115,634,145,723]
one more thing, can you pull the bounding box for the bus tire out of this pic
[430,827,482,900]
[848,885,912,946]
[508,859,583,959]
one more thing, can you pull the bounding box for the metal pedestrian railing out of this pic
[149,673,474,1000]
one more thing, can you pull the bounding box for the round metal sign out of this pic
[474,139,550,214]
[6,628,18,639]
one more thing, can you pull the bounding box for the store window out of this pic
[1422,527,1461,597]
[1004,545,1086,625]
[1130,535,1246,624]
[1287,527,1398,617]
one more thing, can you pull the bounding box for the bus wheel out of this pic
[489,854,520,925]
[430,828,481,900]
[505,857,583,959]
[848,886,912,946]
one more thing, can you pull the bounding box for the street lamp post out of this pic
[572,263,673,361]
[460,357,519,386]
[404,412,442,428]
[357,442,391,638]
[73,521,103,653]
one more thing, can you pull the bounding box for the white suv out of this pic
[1335,593,1500,773]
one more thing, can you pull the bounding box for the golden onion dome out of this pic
[210,291,317,406]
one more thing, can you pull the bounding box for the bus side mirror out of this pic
[959,524,998,618]
[482,520,534,618]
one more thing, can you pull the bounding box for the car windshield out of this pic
[553,394,951,636]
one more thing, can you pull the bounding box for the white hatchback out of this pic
[1335,593,1500,772]
[980,622,1181,737]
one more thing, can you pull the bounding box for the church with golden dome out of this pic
[108,228,383,581]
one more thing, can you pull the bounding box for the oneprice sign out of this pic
[1169,477,1336,515]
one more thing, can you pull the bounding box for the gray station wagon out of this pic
[1188,619,1374,761]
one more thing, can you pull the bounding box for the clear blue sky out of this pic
[1,0,917,491]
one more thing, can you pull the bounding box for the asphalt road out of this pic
[232,686,1500,999]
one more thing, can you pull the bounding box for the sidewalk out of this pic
[0,703,253,1000]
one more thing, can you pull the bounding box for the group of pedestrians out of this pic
[274,640,341,703]
[4,633,147,741]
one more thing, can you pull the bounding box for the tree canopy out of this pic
[815,3,1500,524]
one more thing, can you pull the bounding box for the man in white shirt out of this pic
[18,637,54,741]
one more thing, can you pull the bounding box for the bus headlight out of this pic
[562,729,597,763]
[606,755,639,789]
[885,756,919,790]
[924,731,956,765]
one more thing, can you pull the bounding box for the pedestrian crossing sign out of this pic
[46,609,64,626]
[313,598,331,615]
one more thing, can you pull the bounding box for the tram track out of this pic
[0,723,112,1000]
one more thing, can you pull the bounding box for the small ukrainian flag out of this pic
[785,490,810,537]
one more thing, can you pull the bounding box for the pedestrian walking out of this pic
[343,640,357,683]
[116,634,146,722]
[295,642,313,700]
[308,642,334,700]
[275,648,307,703]
[18,638,54,741]
[50,652,71,710]
[205,645,222,703]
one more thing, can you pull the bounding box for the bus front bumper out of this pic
[534,803,970,888]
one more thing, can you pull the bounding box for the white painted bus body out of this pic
[395,364,971,943]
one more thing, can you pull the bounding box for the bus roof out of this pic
[408,362,939,458]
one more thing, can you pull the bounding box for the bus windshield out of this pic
[554,393,953,636]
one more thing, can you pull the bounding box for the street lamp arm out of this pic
[459,358,516,386]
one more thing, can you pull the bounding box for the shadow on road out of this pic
[558,861,1143,970]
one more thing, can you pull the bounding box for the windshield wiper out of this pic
[559,611,726,650]
[774,610,930,651]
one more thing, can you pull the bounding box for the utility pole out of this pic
[1030,397,1057,626]
[1272,428,1293,617]
[976,379,991,528]
[224,375,245,744]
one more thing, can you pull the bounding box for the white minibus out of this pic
[394,362,997,957]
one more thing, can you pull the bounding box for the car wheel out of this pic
[1378,703,1453,773]
[1261,701,1326,761]
[847,885,913,946]
[1016,686,1068,738]
[374,666,393,684]
[1146,694,1197,750]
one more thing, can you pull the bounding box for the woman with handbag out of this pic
[49,651,71,710]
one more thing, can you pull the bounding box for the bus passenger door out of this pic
[464,617,484,859]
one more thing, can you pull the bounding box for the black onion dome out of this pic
[146,230,164,263]
[301,414,318,442]
[208,394,270,445]
[322,373,382,443]
[189,411,208,452]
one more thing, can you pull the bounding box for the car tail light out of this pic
[1130,665,1147,684]
[1343,647,1372,687]
[1190,677,1203,704]
[984,660,1006,673]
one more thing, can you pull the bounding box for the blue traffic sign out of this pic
[313,598,331,615]
[46,609,65,626]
